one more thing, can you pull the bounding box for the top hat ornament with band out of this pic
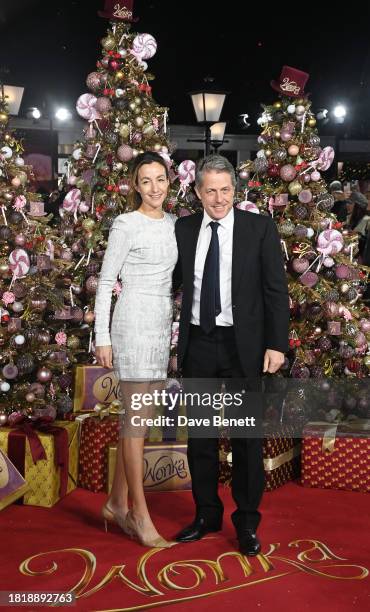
[270,66,309,98]
[98,0,138,22]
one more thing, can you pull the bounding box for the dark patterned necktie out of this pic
[199,221,221,334]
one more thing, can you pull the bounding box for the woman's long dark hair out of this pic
[126,152,170,210]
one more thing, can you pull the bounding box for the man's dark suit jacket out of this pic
[173,207,290,376]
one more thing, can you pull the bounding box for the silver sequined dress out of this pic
[94,211,178,381]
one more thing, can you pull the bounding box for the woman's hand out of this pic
[95,346,113,369]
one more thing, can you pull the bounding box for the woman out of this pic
[94,152,178,548]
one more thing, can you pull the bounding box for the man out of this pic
[173,155,289,555]
[329,180,350,223]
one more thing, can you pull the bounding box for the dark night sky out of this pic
[1,0,370,136]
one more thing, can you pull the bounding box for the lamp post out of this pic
[1,84,25,116]
[189,83,228,156]
[332,104,347,178]
[210,122,227,153]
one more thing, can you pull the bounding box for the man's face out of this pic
[195,170,235,220]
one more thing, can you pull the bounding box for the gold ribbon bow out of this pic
[308,420,370,453]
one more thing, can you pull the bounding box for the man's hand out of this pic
[263,349,285,374]
[95,346,113,369]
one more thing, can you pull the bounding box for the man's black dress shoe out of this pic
[175,518,222,542]
[237,528,261,556]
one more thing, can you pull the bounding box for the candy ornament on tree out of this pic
[236,65,370,381]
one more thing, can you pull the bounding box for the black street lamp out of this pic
[189,83,228,156]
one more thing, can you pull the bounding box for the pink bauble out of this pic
[37,367,52,383]
[117,144,134,162]
[355,332,366,347]
[292,258,310,273]
[239,169,249,180]
[303,174,311,183]
[86,71,102,92]
[15,233,26,246]
[11,177,21,188]
[280,164,297,181]
[323,257,335,268]
[68,175,78,185]
[86,276,98,293]
[359,319,370,333]
[2,364,19,379]
[280,131,292,142]
[79,202,90,213]
[298,189,312,204]
[179,208,191,217]
[299,271,319,287]
[311,171,321,181]
[335,264,350,279]
[118,179,130,195]
[325,301,340,317]
[288,144,299,156]
[95,97,112,114]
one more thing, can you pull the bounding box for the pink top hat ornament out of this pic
[29,200,46,216]
[271,66,309,98]
[98,0,138,22]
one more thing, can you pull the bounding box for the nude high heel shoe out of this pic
[102,503,130,535]
[124,510,177,548]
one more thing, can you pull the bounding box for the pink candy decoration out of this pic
[13,195,27,211]
[132,33,157,60]
[76,93,101,122]
[315,146,335,171]
[2,291,15,306]
[317,229,344,256]
[63,188,81,213]
[55,331,67,346]
[237,201,260,214]
[9,248,30,278]
[177,160,195,195]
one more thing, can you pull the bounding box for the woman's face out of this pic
[135,162,169,210]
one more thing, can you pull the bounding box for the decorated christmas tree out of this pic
[0,87,79,425]
[237,67,370,383]
[54,1,196,379]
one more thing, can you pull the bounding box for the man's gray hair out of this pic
[195,154,236,189]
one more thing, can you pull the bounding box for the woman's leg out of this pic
[107,437,129,517]
[120,380,166,541]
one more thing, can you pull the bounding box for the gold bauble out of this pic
[274,131,281,139]
[101,35,115,50]
[119,124,130,139]
[296,98,304,105]
[143,124,155,137]
[115,71,124,80]
[288,180,303,196]
[128,102,137,111]
[82,218,95,231]
[308,118,316,127]
[340,283,350,294]
[0,262,10,275]
[134,97,142,105]
[67,335,81,350]
[153,143,162,151]
[273,101,282,109]
[0,113,8,124]
[265,148,272,157]
[135,116,144,127]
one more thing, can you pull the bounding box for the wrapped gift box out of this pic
[219,426,301,491]
[107,443,191,493]
[301,420,370,493]
[78,415,119,492]
[74,365,121,412]
[0,449,28,511]
[0,421,78,507]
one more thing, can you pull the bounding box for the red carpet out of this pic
[0,483,369,611]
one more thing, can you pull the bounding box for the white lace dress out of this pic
[94,211,178,381]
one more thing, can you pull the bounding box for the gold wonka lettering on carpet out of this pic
[19,539,369,611]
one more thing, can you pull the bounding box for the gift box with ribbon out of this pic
[0,420,78,507]
[73,365,121,412]
[0,449,28,511]
[219,426,301,491]
[107,443,191,493]
[301,420,370,493]
[77,402,121,492]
